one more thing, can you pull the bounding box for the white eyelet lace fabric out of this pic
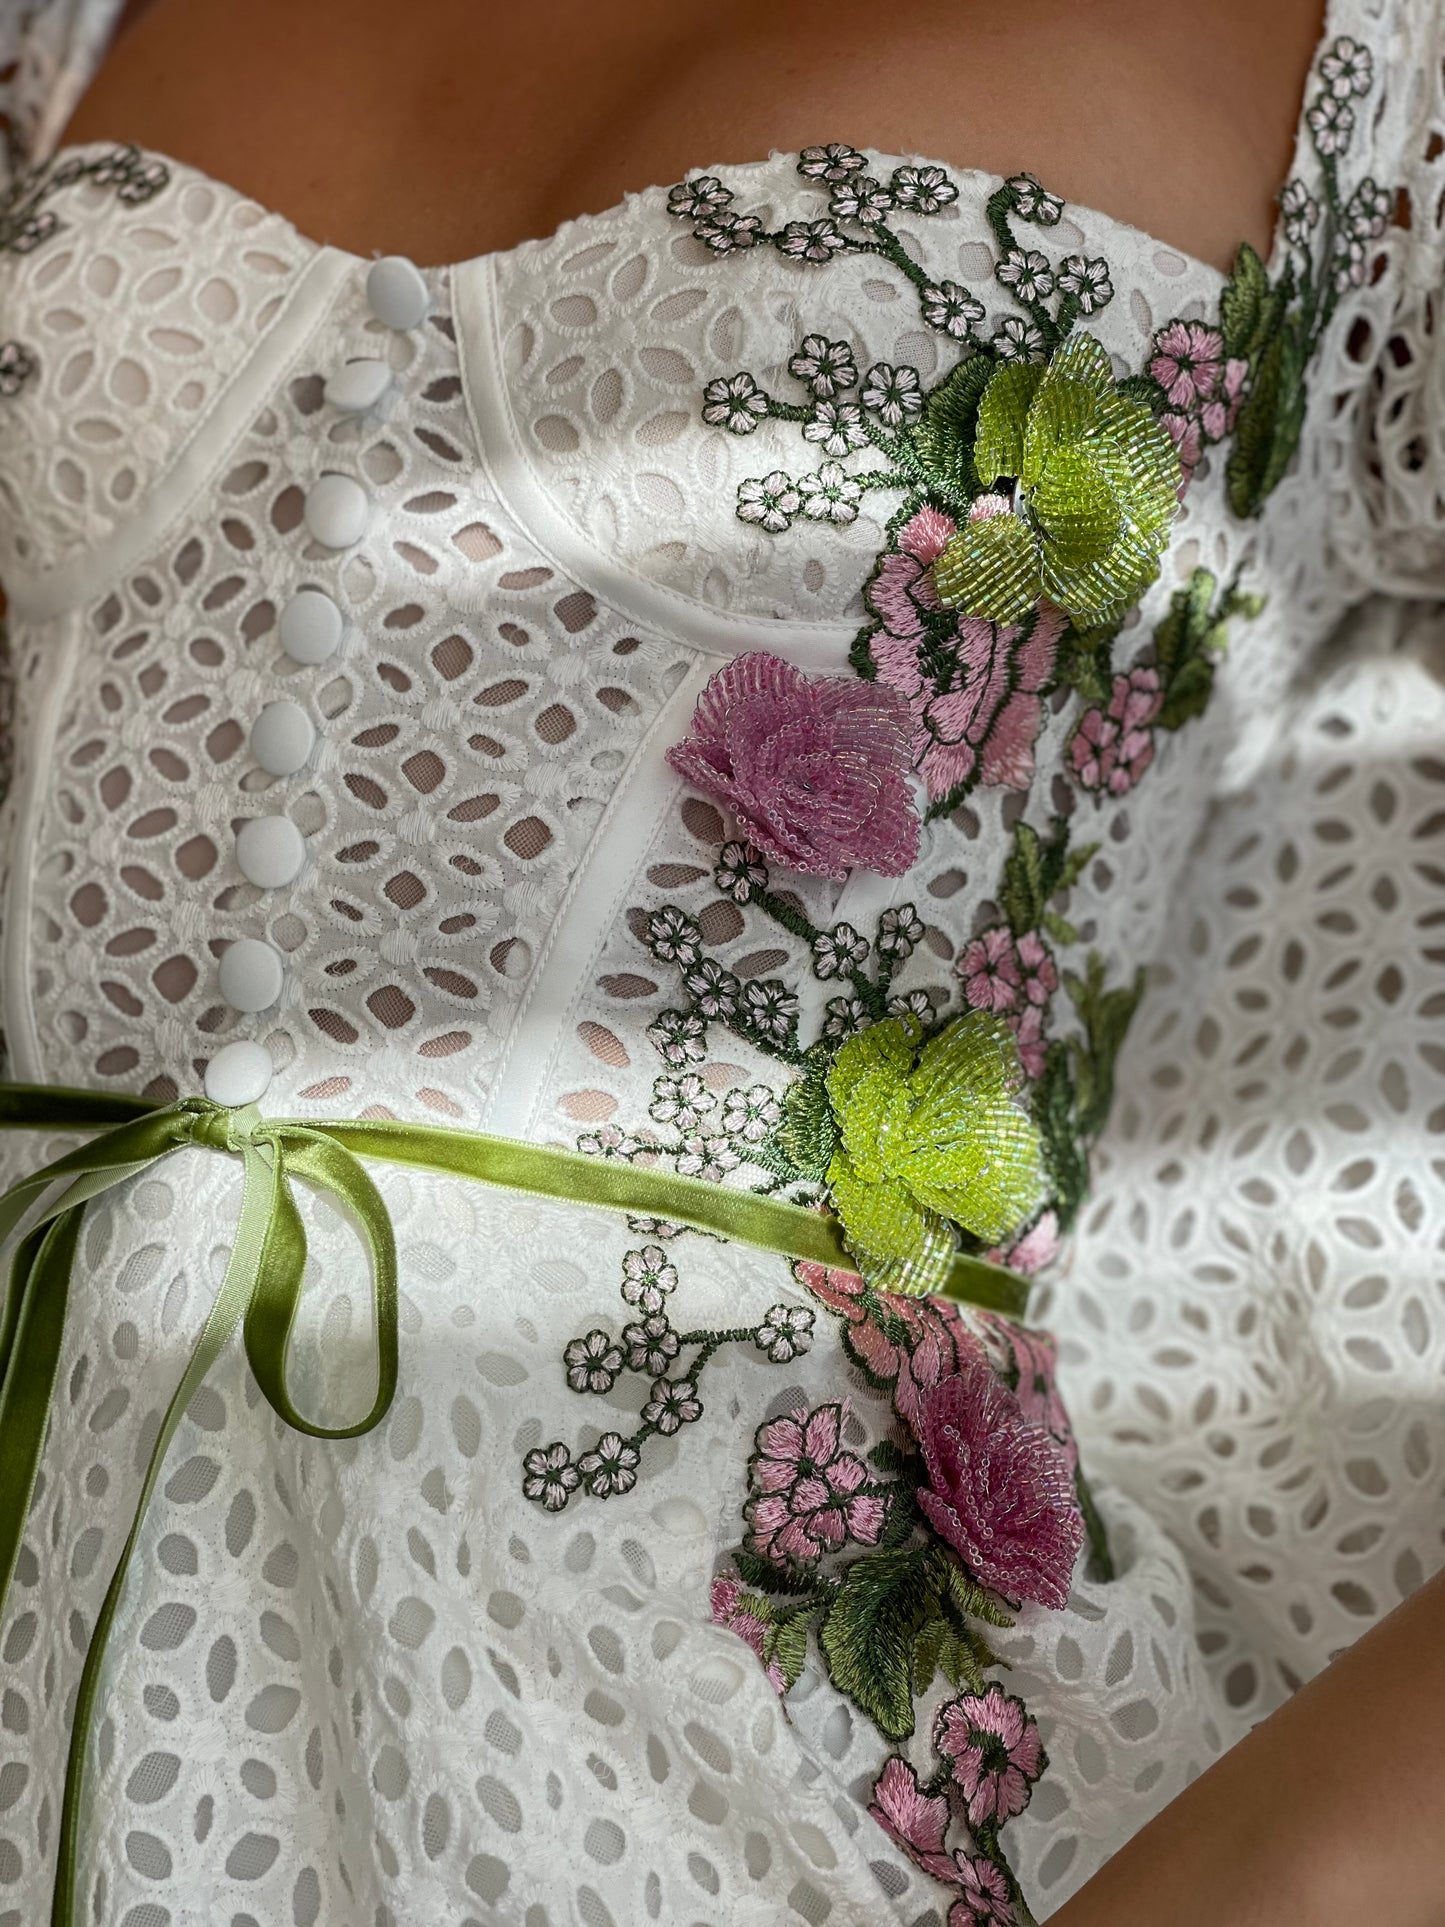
[0,0,1442,1921]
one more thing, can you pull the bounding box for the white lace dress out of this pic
[0,3,1442,1924]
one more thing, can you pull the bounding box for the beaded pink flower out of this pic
[668,652,919,879]
[745,1400,886,1567]
[935,1684,1045,1828]
[913,1357,1083,1608]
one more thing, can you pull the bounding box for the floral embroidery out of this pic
[0,144,169,255]
[666,652,920,879]
[520,1242,816,1511]
[0,340,35,397]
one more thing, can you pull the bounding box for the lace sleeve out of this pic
[0,0,126,190]
[1330,0,1445,600]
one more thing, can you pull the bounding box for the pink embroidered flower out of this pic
[869,509,1065,801]
[1148,321,1223,411]
[795,1262,990,1433]
[710,1575,787,1695]
[1014,930,1058,1008]
[1070,665,1163,795]
[987,1208,1062,1280]
[1008,1000,1048,1078]
[948,1855,1016,1926]
[957,929,1055,1075]
[868,1756,956,1882]
[745,1401,886,1567]
[957,925,1022,1013]
[914,1358,1083,1608]
[667,652,920,880]
[935,1684,1046,1827]
[1161,410,1203,496]
[1200,357,1248,441]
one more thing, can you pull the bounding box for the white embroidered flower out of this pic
[578,1432,641,1498]
[890,164,958,213]
[621,1245,680,1313]
[642,1376,703,1434]
[888,988,937,1020]
[715,841,769,902]
[0,341,35,396]
[1346,177,1392,241]
[992,316,1047,363]
[797,461,864,524]
[803,399,869,456]
[1057,254,1113,314]
[876,903,925,959]
[649,1073,715,1131]
[829,175,893,224]
[860,361,924,427]
[780,218,848,262]
[811,922,869,980]
[721,1083,783,1142]
[788,335,858,397]
[756,1304,816,1363]
[1331,232,1368,291]
[696,211,764,253]
[622,1314,681,1376]
[565,1328,625,1394]
[1320,35,1373,100]
[523,1442,580,1510]
[742,979,800,1042]
[823,993,869,1039]
[645,906,703,965]
[626,1214,685,1240]
[578,1122,641,1159]
[1307,92,1355,158]
[921,280,986,339]
[1007,174,1064,224]
[648,1009,708,1066]
[676,1134,742,1183]
[683,958,741,1020]
[997,248,1055,303]
[799,142,867,182]
[702,371,770,434]
[668,175,732,220]
[737,470,801,532]
[1280,179,1321,247]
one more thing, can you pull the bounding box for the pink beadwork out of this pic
[913,1358,1083,1608]
[869,508,1065,800]
[667,652,919,879]
[935,1684,1046,1827]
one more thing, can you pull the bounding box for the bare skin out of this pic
[69,0,1326,273]
[59,10,1445,1927]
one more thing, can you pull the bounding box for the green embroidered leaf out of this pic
[1116,372,1164,413]
[911,1613,948,1695]
[729,1549,818,1597]
[766,1612,812,1691]
[868,1437,911,1475]
[1065,952,1146,1140]
[910,353,995,505]
[1156,653,1216,731]
[1056,839,1099,894]
[1042,908,1078,947]
[1153,567,1263,731]
[736,1590,777,1625]
[999,816,1084,938]
[818,1547,936,1741]
[1076,1466,1116,1584]
[935,1548,1015,1629]
[1053,621,1118,703]
[774,1052,838,1181]
[1032,1042,1091,1231]
[1226,317,1308,519]
[1219,242,1271,363]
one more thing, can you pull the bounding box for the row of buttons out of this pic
[204,257,431,1107]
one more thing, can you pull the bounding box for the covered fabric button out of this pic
[325,358,392,413]
[251,699,316,777]
[303,473,369,550]
[235,815,306,889]
[203,1039,273,1107]
[219,937,285,1013]
[366,255,429,330]
[279,588,344,664]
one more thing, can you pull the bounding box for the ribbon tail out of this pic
[50,1139,273,1927]
[0,1213,82,1614]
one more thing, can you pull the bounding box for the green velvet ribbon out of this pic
[0,1080,1027,1923]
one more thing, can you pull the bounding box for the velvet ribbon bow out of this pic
[0,1081,1027,1923]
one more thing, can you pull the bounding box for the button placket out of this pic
[213,260,432,1102]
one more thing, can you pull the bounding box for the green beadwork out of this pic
[932,334,1181,626]
[825,1011,1044,1292]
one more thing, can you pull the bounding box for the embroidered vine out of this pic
[0,143,169,255]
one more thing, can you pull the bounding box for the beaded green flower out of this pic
[932,334,1181,626]
[824,1011,1044,1294]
